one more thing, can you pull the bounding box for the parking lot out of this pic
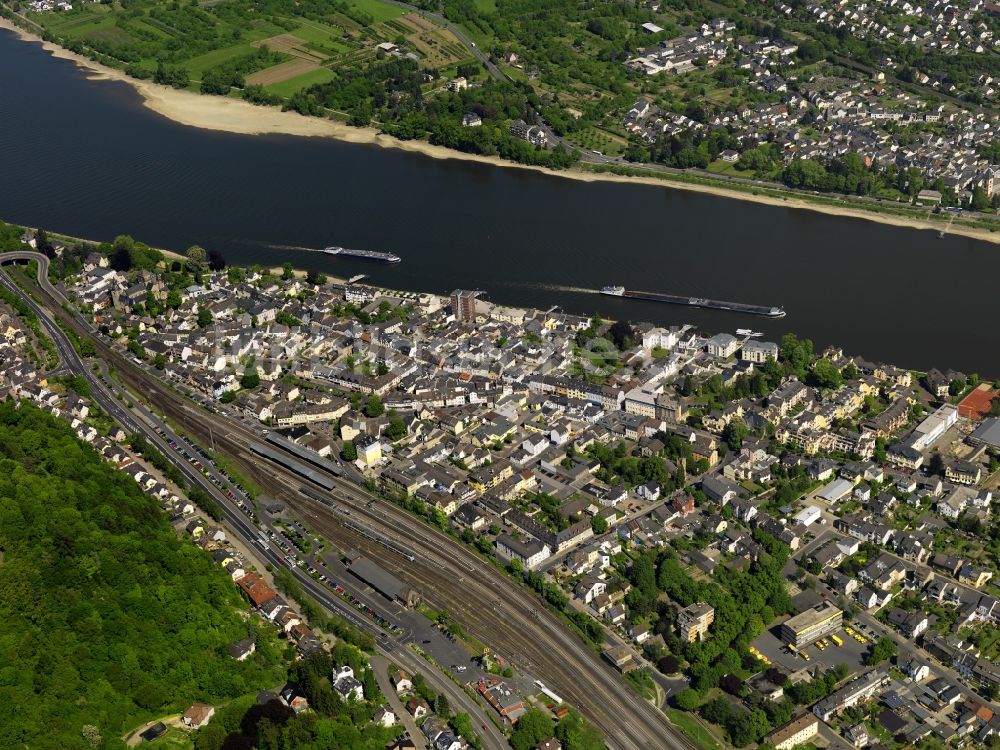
[752,622,871,674]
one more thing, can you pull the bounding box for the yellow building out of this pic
[766,714,819,750]
[677,602,715,643]
[355,435,382,466]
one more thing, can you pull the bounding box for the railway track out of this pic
[190,409,680,750]
[16,264,692,750]
[255,465,666,750]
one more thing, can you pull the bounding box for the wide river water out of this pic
[1,28,998,375]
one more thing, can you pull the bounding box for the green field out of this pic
[291,19,353,52]
[29,0,448,99]
[35,7,119,40]
[265,66,336,96]
[348,0,407,23]
[565,127,627,158]
[666,709,726,750]
[182,42,259,76]
[153,727,195,750]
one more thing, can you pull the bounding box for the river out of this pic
[1,28,997,375]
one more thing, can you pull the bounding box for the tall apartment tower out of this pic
[450,289,481,323]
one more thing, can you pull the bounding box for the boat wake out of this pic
[524,283,598,294]
[263,243,319,252]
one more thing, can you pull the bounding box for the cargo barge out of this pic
[323,246,401,263]
[600,286,785,318]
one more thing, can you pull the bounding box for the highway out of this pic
[0,253,509,750]
[2,251,695,750]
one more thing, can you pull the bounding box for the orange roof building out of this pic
[236,572,276,608]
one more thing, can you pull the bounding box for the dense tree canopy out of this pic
[0,402,287,749]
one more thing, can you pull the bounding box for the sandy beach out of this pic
[3,16,998,246]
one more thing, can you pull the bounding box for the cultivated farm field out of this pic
[28,0,471,99]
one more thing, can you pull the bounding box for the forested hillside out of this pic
[0,401,287,750]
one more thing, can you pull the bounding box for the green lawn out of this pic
[666,709,725,750]
[348,0,407,23]
[706,159,748,176]
[265,67,336,96]
[155,727,194,750]
[501,63,528,81]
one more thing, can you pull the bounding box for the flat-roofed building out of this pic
[780,601,843,648]
[910,405,957,452]
[344,552,420,606]
[677,602,715,642]
[968,417,1000,449]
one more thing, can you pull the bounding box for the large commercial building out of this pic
[765,714,819,750]
[910,404,957,452]
[780,601,843,648]
[968,417,1000,450]
[677,602,715,642]
[344,551,420,607]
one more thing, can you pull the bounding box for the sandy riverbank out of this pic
[4,16,999,245]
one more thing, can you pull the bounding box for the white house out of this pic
[707,333,740,358]
[742,340,779,363]
[333,665,364,702]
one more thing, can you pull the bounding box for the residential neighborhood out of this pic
[622,13,999,208]
[10,236,994,749]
